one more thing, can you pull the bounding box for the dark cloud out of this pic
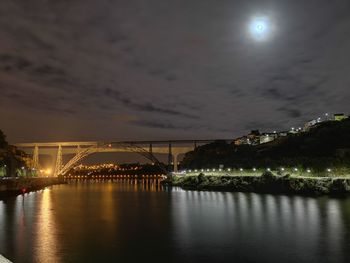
[0,54,32,71]
[132,120,181,130]
[277,107,302,119]
[102,88,195,118]
[1,0,350,142]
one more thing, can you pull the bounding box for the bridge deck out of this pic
[14,139,233,148]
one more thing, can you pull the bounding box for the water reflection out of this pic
[35,189,60,263]
[172,191,350,263]
[66,178,164,192]
[0,182,350,263]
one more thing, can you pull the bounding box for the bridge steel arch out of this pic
[58,142,168,176]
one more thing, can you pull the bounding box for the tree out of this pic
[0,129,8,149]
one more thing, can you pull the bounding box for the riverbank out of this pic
[0,177,66,199]
[168,172,350,195]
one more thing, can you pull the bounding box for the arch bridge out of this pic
[14,140,232,177]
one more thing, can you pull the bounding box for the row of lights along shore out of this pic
[64,174,166,179]
[183,168,334,173]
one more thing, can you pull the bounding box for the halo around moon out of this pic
[249,17,271,41]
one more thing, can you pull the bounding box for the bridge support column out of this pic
[149,143,153,155]
[77,145,81,154]
[33,145,39,170]
[168,143,172,172]
[54,145,63,177]
[173,153,179,173]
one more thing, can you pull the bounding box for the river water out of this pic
[0,180,350,263]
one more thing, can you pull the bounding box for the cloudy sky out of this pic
[1,0,350,143]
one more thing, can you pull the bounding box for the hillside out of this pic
[181,119,350,171]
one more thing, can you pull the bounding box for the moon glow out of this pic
[249,17,271,41]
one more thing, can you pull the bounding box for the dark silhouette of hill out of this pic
[181,119,350,171]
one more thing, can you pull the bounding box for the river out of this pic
[0,180,350,263]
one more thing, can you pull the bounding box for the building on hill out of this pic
[259,133,278,144]
[278,131,289,137]
[247,130,260,145]
[235,130,282,146]
[304,119,318,131]
[234,136,249,146]
[334,113,348,121]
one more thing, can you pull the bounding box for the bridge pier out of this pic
[54,145,63,177]
[33,145,39,170]
[173,153,179,173]
[168,143,172,172]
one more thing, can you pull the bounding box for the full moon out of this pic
[249,17,271,41]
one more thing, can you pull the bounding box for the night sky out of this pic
[1,0,350,143]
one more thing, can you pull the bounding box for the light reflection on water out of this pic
[34,189,59,263]
[0,181,350,263]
